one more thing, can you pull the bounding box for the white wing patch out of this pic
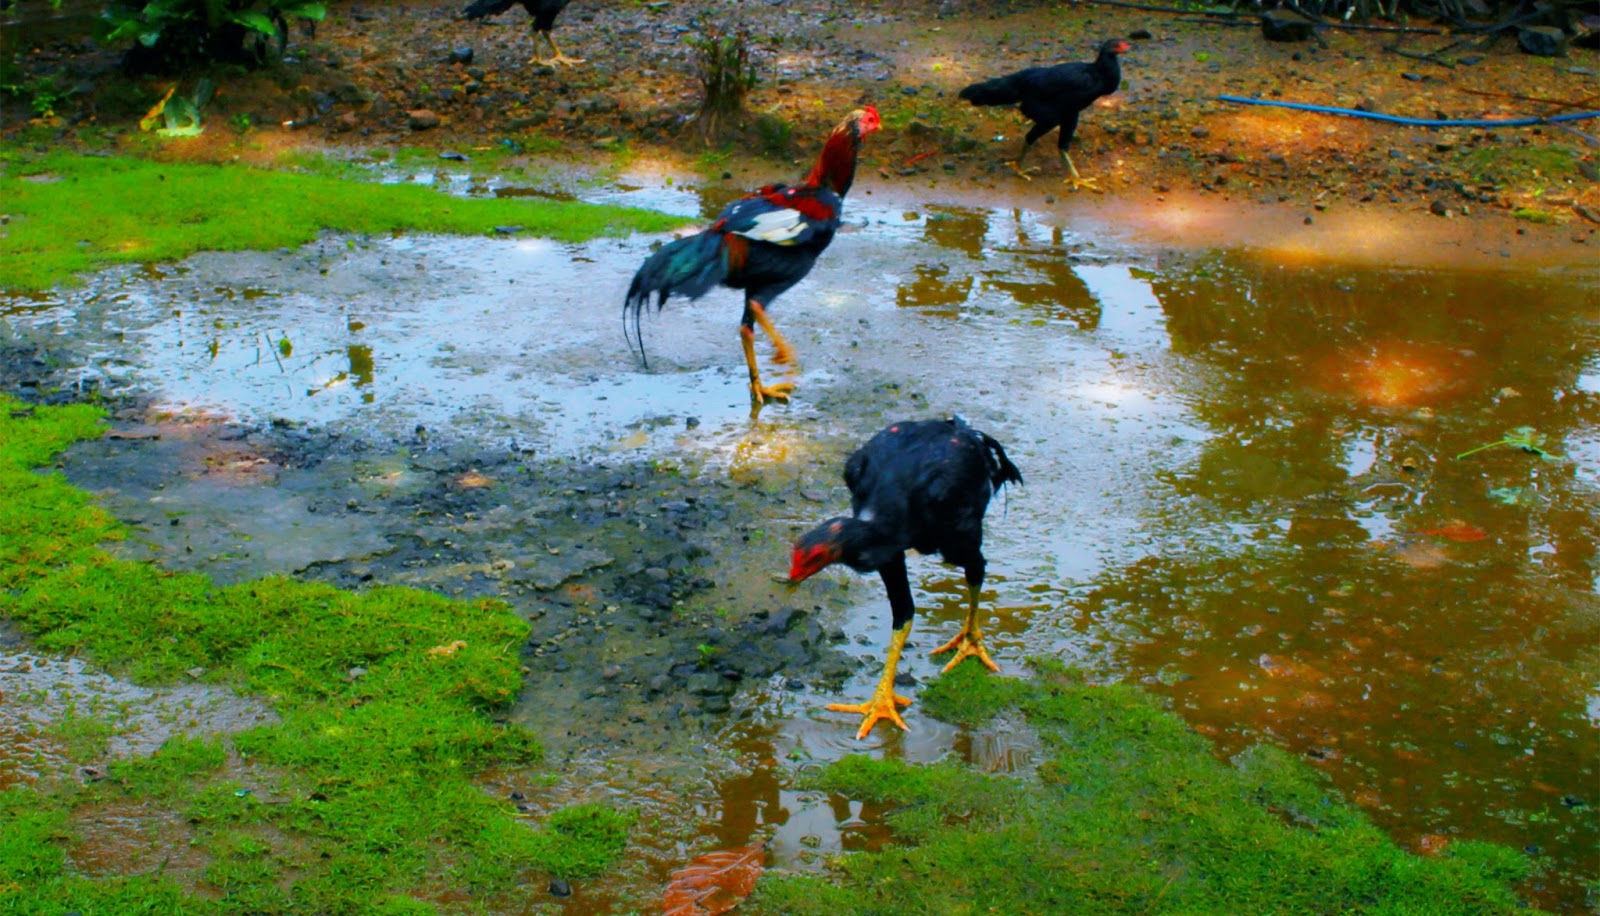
[735,208,810,245]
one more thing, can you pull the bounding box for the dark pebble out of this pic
[549,879,572,897]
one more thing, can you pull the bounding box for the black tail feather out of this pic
[958,74,1023,108]
[981,432,1024,491]
[622,231,729,369]
[463,0,516,20]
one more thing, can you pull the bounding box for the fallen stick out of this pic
[1387,46,1456,67]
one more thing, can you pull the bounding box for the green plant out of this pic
[689,21,759,140]
[1455,426,1565,461]
[0,71,69,119]
[98,0,327,73]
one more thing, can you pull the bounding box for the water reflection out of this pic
[1093,255,1600,905]
[4,187,1598,910]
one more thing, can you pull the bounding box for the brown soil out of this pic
[5,0,1599,259]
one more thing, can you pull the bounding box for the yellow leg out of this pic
[1008,138,1038,182]
[1060,151,1101,193]
[741,326,794,406]
[748,301,795,365]
[931,582,1000,673]
[828,622,914,739]
[544,31,585,65]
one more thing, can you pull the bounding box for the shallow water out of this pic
[3,179,1596,910]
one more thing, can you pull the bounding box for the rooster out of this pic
[462,0,584,66]
[789,417,1023,739]
[960,38,1132,192]
[623,107,880,407]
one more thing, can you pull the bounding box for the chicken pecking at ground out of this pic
[623,107,880,409]
[462,0,584,66]
[959,38,1133,192]
[789,417,1024,739]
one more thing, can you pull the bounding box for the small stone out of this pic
[439,150,468,161]
[1402,72,1424,82]
[1262,9,1316,42]
[448,46,474,65]
[548,879,571,897]
[1429,200,1452,217]
[407,109,441,130]
[1517,26,1568,57]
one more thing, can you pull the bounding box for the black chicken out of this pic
[789,417,1023,739]
[624,107,880,408]
[462,0,584,66]
[959,38,1132,192]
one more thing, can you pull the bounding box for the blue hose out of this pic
[1217,94,1600,128]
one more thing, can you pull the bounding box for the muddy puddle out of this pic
[2,177,1597,910]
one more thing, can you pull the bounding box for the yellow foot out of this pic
[749,381,794,405]
[771,343,796,365]
[1063,176,1102,193]
[548,53,586,65]
[827,693,913,740]
[931,628,1001,674]
[1008,162,1039,182]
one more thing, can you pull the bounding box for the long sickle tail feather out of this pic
[622,230,730,369]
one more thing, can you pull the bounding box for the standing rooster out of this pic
[624,107,880,407]
[462,0,584,66]
[959,38,1132,192]
[789,417,1023,739]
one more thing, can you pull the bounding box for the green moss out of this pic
[751,658,1537,915]
[0,396,633,911]
[1511,207,1559,224]
[1463,145,1576,187]
[0,148,684,291]
[916,660,1032,727]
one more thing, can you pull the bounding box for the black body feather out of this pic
[798,417,1022,629]
[959,38,1128,156]
[462,0,570,31]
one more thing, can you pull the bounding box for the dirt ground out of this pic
[5,0,1599,251]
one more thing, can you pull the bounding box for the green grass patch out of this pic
[0,148,684,291]
[752,659,1537,915]
[0,396,632,913]
[1462,145,1577,187]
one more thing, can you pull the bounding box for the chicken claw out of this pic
[931,627,1000,673]
[751,381,795,405]
[827,691,913,740]
[1008,161,1039,182]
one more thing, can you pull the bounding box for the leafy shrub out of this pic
[98,0,326,74]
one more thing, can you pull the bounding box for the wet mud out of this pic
[3,180,1598,909]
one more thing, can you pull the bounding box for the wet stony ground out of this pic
[3,166,1597,908]
[1,356,867,768]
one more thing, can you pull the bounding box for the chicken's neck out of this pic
[1093,50,1122,92]
[832,516,905,574]
[802,127,863,197]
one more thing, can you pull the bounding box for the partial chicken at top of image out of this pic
[462,0,584,66]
